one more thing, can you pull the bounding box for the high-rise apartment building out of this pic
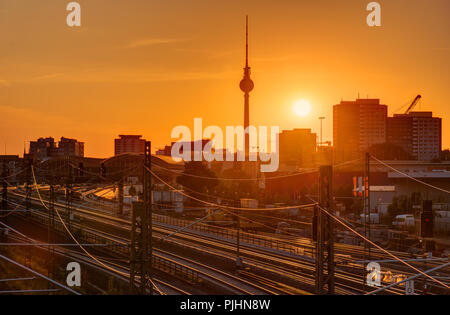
[387,112,442,161]
[58,137,84,157]
[29,137,84,160]
[279,129,317,168]
[333,98,387,161]
[29,137,56,160]
[114,135,145,156]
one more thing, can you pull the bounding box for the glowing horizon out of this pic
[0,0,449,157]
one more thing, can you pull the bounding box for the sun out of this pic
[293,99,312,117]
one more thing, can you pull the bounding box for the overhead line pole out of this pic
[145,141,153,295]
[130,141,153,295]
[25,155,32,217]
[66,157,73,234]
[47,181,55,293]
[315,165,335,294]
[235,196,242,269]
[366,153,371,260]
[1,162,7,224]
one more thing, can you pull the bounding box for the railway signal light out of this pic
[100,163,106,177]
[420,200,434,238]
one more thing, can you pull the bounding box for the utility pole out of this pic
[235,196,242,269]
[362,152,371,292]
[66,158,73,233]
[144,141,153,295]
[1,162,8,224]
[315,165,335,294]
[366,152,371,260]
[319,117,325,151]
[130,141,152,295]
[25,155,32,217]
[118,178,124,215]
[0,162,7,242]
[47,181,55,293]
[2,162,7,206]
[420,200,434,257]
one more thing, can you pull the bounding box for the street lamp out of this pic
[318,117,325,151]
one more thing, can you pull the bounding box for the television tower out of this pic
[239,15,254,156]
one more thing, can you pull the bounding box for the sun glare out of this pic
[293,99,312,117]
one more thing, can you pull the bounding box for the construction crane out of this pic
[404,94,422,114]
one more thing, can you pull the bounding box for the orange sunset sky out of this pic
[0,0,449,157]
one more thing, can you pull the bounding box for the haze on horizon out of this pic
[0,0,449,157]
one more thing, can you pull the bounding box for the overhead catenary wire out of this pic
[0,254,80,295]
[148,166,316,238]
[151,157,363,181]
[147,166,316,211]
[68,162,140,180]
[306,196,450,290]
[0,198,26,218]
[367,261,450,295]
[30,165,164,295]
[0,167,27,180]
[371,156,450,195]
[3,226,144,295]
[160,209,223,241]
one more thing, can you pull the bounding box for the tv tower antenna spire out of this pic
[245,15,249,68]
[240,15,254,156]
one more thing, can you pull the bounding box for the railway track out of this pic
[8,191,450,294]
[8,208,301,295]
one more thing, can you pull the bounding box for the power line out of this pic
[367,261,450,295]
[152,157,363,182]
[371,156,450,195]
[148,166,315,239]
[0,167,27,180]
[306,196,450,290]
[0,253,80,295]
[147,166,316,211]
[30,165,164,295]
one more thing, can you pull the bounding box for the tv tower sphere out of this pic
[240,76,254,93]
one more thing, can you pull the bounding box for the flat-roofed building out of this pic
[387,112,441,161]
[114,135,145,156]
[278,128,317,169]
[334,98,387,161]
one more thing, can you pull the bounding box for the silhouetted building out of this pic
[279,129,317,169]
[57,137,84,157]
[387,112,442,161]
[157,140,211,161]
[334,98,387,161]
[29,137,56,160]
[0,155,21,183]
[156,145,172,157]
[29,137,84,160]
[114,135,145,156]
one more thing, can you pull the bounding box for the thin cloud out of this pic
[175,48,237,59]
[127,38,189,49]
[32,73,64,81]
[0,79,10,86]
[253,54,304,63]
[15,68,236,84]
